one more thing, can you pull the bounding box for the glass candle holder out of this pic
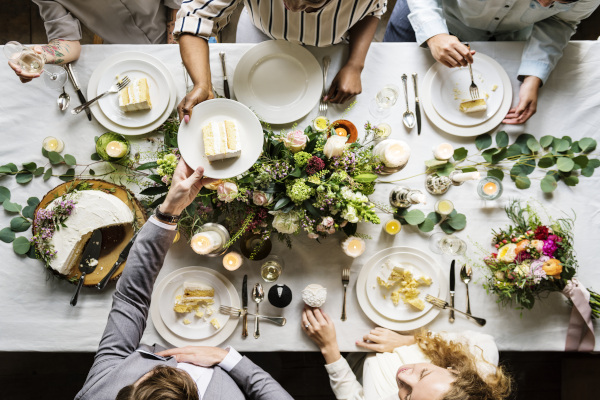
[383,218,402,235]
[239,232,272,260]
[96,132,130,162]
[435,200,454,216]
[477,176,503,200]
[190,223,230,257]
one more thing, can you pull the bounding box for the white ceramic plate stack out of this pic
[87,52,177,135]
[233,40,323,124]
[150,267,240,347]
[421,53,512,137]
[357,247,447,331]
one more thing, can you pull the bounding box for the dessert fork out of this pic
[72,76,130,114]
[341,267,350,321]
[219,305,287,326]
[318,56,331,117]
[465,44,479,99]
[425,295,486,326]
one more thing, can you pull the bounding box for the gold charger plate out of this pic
[33,179,147,286]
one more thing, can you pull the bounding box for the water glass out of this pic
[429,232,467,256]
[260,256,284,283]
[369,84,400,119]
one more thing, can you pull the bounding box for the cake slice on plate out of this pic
[202,120,241,162]
[459,98,487,113]
[119,78,152,112]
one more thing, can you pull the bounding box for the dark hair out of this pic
[115,365,199,400]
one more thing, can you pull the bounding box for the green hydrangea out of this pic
[156,154,178,178]
[294,151,312,167]
[329,171,349,184]
[286,179,315,204]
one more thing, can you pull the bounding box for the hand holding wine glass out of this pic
[5,41,67,89]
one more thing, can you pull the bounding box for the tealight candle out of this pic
[435,200,454,216]
[106,141,128,159]
[377,123,392,139]
[483,181,498,195]
[373,140,411,168]
[341,236,366,258]
[42,136,64,153]
[335,127,348,137]
[222,251,243,271]
[451,171,481,183]
[384,219,402,235]
[433,143,454,160]
[191,231,223,255]
[477,176,503,200]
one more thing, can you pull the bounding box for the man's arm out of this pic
[9,39,81,83]
[167,8,179,44]
[177,34,214,123]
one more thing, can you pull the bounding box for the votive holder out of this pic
[191,223,230,257]
[477,176,503,200]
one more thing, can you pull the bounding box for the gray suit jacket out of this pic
[75,221,293,400]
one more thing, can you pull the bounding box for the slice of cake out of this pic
[202,120,241,162]
[119,78,152,112]
[183,282,214,297]
[405,297,425,311]
[459,98,487,113]
[376,260,406,289]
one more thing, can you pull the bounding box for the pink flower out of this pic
[252,191,272,206]
[216,182,238,203]
[321,216,334,227]
[495,244,500,249]
[511,238,517,242]
[307,233,319,239]
[283,130,308,153]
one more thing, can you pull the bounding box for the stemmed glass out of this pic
[429,232,467,256]
[4,41,67,90]
[369,84,400,119]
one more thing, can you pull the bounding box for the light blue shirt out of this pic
[407,0,600,83]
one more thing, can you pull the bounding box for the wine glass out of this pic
[260,256,284,283]
[4,41,67,90]
[369,84,400,119]
[429,232,467,256]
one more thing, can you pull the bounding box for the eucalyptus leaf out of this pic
[59,168,76,182]
[517,156,536,175]
[22,162,37,171]
[527,137,540,152]
[449,209,458,218]
[15,171,33,184]
[506,144,522,159]
[42,147,48,157]
[453,147,468,162]
[557,157,575,172]
[22,205,35,219]
[570,141,581,153]
[404,209,426,225]
[448,213,467,230]
[353,173,378,183]
[43,168,52,181]
[553,138,570,153]
[0,165,14,174]
[426,212,442,224]
[27,245,37,259]
[12,236,31,255]
[0,227,15,243]
[581,166,595,177]
[425,159,448,168]
[475,134,492,150]
[509,164,522,181]
[437,163,455,177]
[418,218,436,232]
[481,148,496,163]
[579,138,597,153]
[0,187,10,203]
[460,167,477,173]
[10,217,31,232]
[563,175,579,186]
[495,131,509,148]
[515,133,535,153]
[541,176,558,193]
[538,155,555,168]
[491,148,508,164]
[64,154,77,166]
[91,153,101,161]
[588,159,600,169]
[515,175,531,189]
[540,135,554,148]
[2,200,22,213]
[33,167,44,176]
[562,136,573,146]
[89,169,95,176]
[487,169,504,181]
[572,155,588,170]
[440,220,456,234]
[48,151,63,164]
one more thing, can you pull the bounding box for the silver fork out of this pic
[72,76,130,114]
[341,267,350,321]
[465,44,479,99]
[425,295,486,326]
[318,56,331,117]
[219,305,287,326]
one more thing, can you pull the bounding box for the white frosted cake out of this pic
[202,120,241,162]
[119,78,152,112]
[44,190,134,275]
[459,98,487,113]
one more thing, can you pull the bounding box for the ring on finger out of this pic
[304,323,311,329]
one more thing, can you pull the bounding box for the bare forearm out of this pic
[179,34,212,91]
[346,16,379,69]
[41,39,80,65]
[321,344,342,365]
[167,8,178,44]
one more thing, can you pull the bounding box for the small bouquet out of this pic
[480,200,599,318]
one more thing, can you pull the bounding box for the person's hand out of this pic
[325,63,362,104]
[156,346,229,367]
[356,327,416,353]
[427,33,475,68]
[8,45,44,83]
[160,159,216,215]
[302,306,341,364]
[177,84,214,124]
[503,76,541,124]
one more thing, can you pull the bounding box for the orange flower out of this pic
[515,239,530,254]
[542,259,562,278]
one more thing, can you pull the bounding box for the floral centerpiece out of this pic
[171,123,386,253]
[479,200,599,319]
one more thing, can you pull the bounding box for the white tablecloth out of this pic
[1,42,599,352]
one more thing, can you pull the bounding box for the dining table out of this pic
[0,41,599,353]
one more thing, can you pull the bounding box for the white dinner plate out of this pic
[97,59,170,128]
[158,269,230,340]
[421,53,512,137]
[431,55,504,127]
[233,40,323,124]
[357,247,447,331]
[366,252,440,322]
[177,98,264,179]
[150,267,240,347]
[87,52,177,136]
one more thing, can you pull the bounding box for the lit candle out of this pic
[377,123,392,139]
[191,231,223,255]
[222,251,243,271]
[42,136,64,153]
[384,219,402,235]
[106,141,128,159]
[451,171,481,183]
[435,200,454,216]
[374,140,411,168]
[313,116,329,132]
[433,143,454,160]
[477,177,503,200]
[483,181,498,195]
[341,236,366,258]
[335,127,348,137]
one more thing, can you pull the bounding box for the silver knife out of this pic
[449,260,455,323]
[242,275,248,338]
[66,63,92,121]
[96,231,139,290]
[219,52,230,99]
[412,73,421,135]
[70,230,103,306]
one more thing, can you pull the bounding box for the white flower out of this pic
[494,271,505,280]
[271,211,300,234]
[321,216,334,227]
[323,135,347,158]
[515,264,530,277]
[497,244,517,263]
[252,191,272,206]
[341,205,359,223]
[216,182,238,203]
[341,187,368,203]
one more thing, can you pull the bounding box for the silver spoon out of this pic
[252,283,264,339]
[58,86,70,111]
[401,74,415,129]
[460,264,472,315]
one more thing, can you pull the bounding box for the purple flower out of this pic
[542,240,558,257]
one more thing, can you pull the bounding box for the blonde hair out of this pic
[115,365,199,400]
[414,331,512,400]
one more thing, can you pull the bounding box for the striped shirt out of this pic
[174,0,387,47]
